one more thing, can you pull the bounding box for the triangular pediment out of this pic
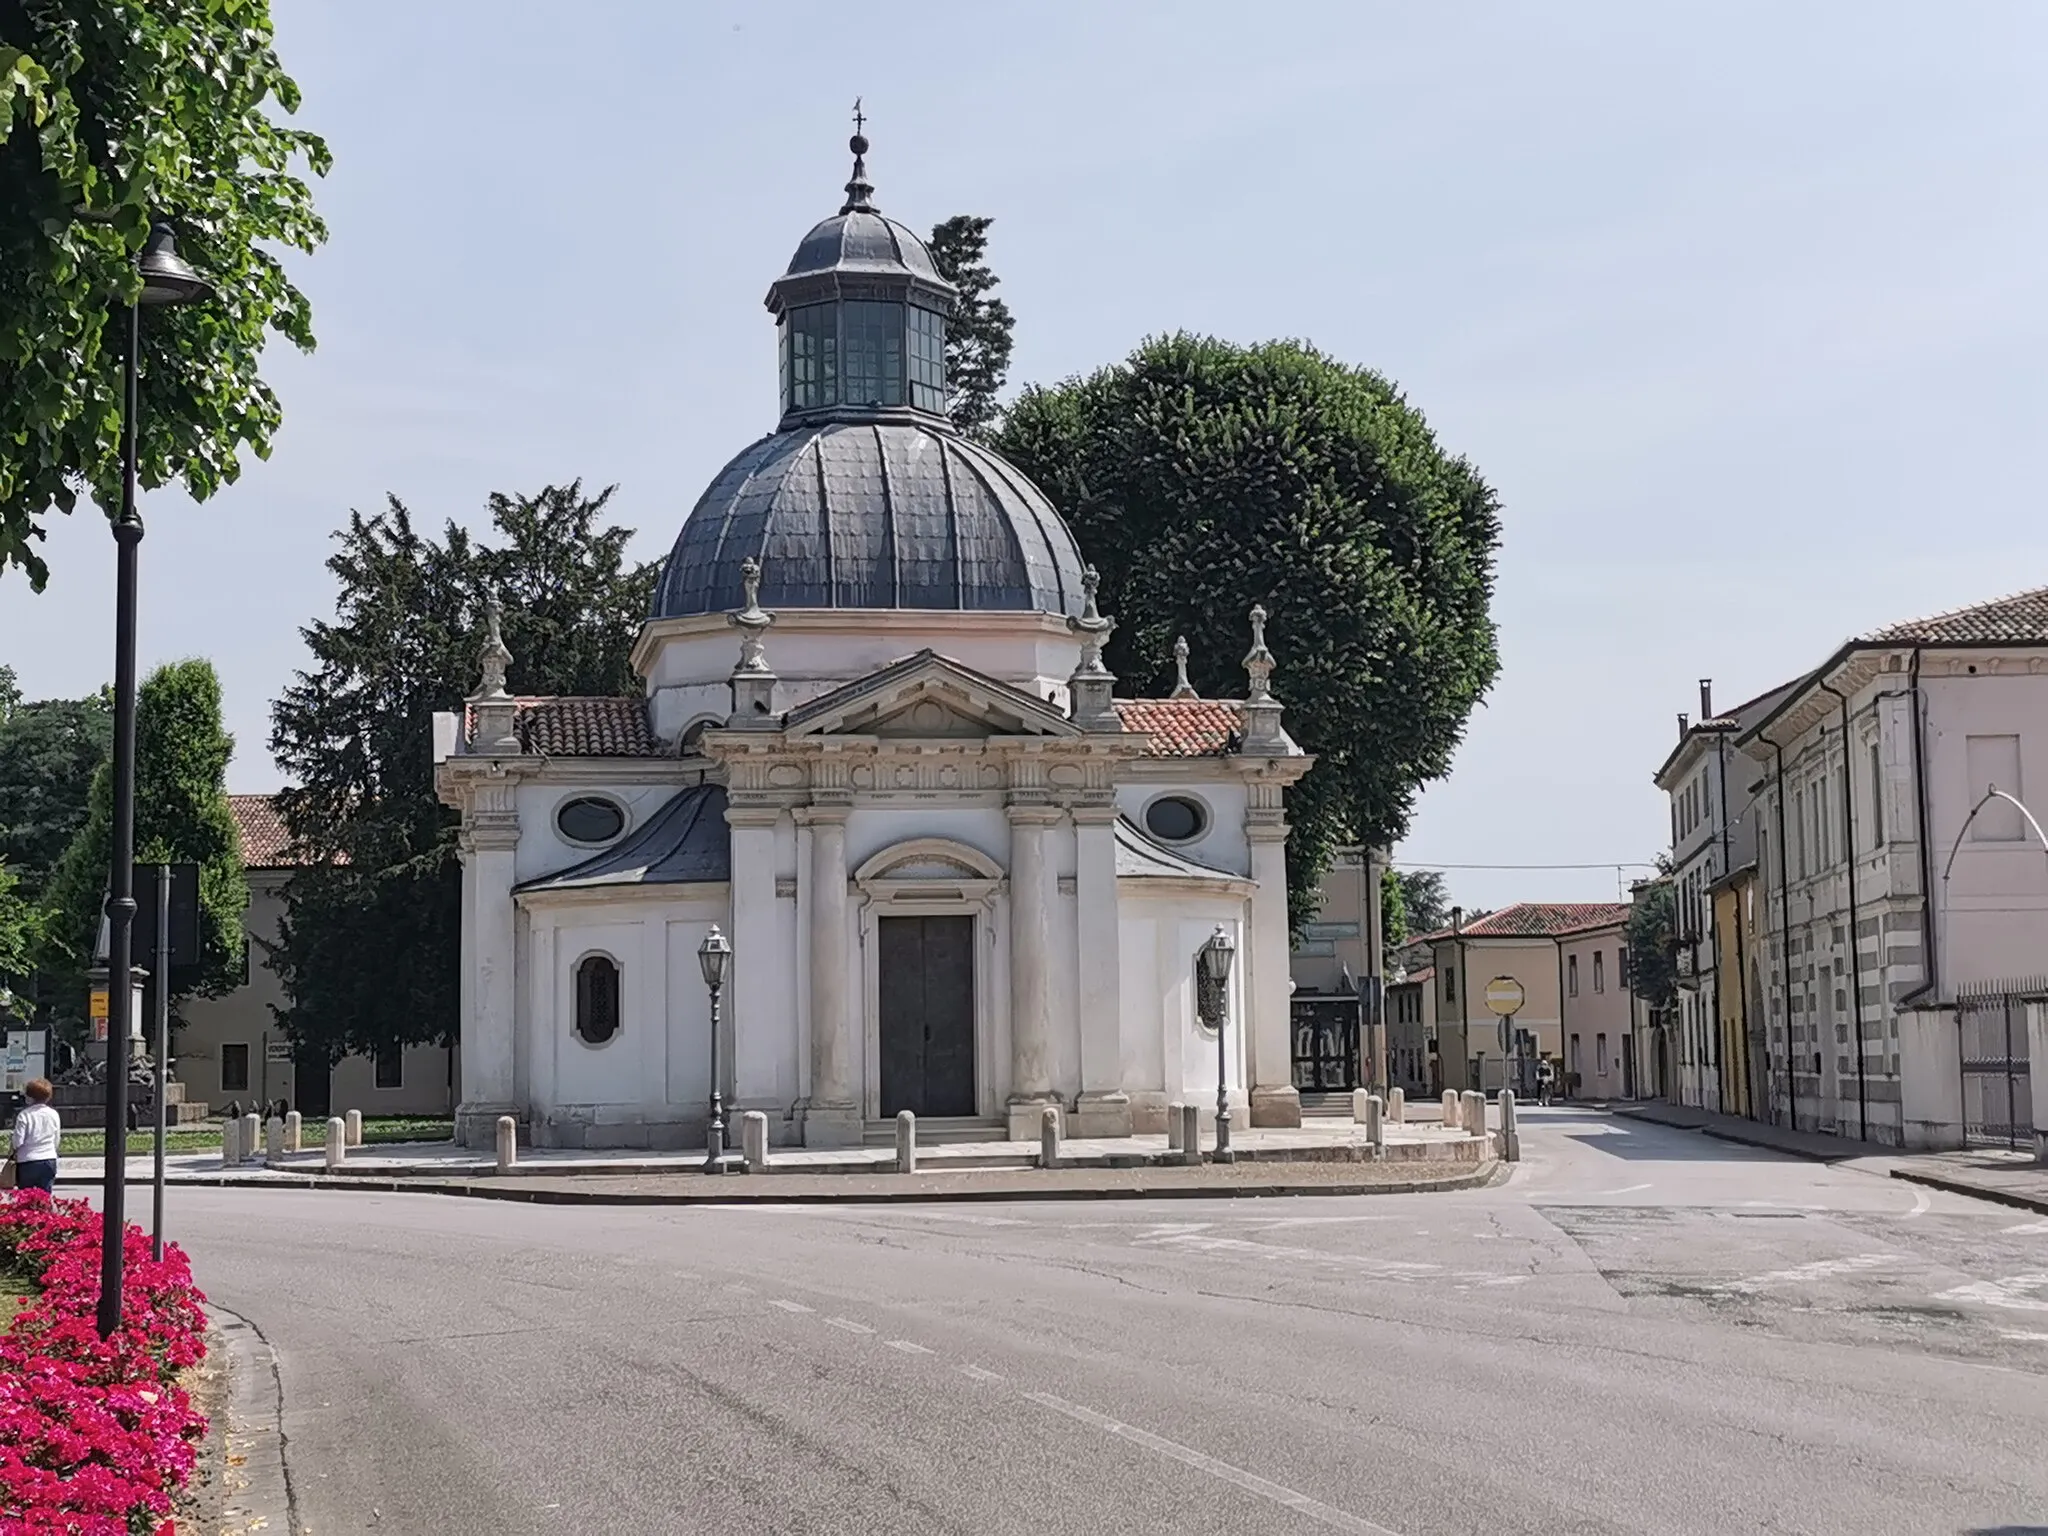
[783,649,1081,741]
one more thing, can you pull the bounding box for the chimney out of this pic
[1677,711,1689,740]
[1450,905,1464,934]
[1699,678,1714,720]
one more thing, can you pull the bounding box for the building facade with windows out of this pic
[1288,846,1391,1094]
[1733,588,2048,1146]
[173,797,455,1119]
[430,136,1313,1150]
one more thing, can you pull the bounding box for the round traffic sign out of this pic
[1483,975,1526,1017]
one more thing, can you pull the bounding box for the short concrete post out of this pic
[896,1109,917,1174]
[1166,1102,1186,1152]
[221,1117,241,1168]
[241,1113,261,1163]
[1442,1090,1462,1131]
[741,1111,768,1173]
[1179,1102,1201,1165]
[1463,1091,1486,1139]
[344,1108,363,1148]
[1498,1089,1520,1163]
[1351,1088,1374,1124]
[324,1117,346,1170]
[283,1110,302,1153]
[1040,1105,1061,1171]
[265,1116,284,1162]
[495,1115,518,1173]
[1364,1093,1384,1153]
[1388,1086,1406,1124]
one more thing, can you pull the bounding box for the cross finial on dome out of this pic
[1169,635,1198,700]
[842,99,876,214]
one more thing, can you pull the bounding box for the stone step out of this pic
[861,1116,1008,1147]
[1298,1092,1358,1120]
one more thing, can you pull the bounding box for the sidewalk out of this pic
[1612,1100,2048,1217]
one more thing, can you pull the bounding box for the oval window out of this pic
[557,796,626,844]
[575,955,620,1045]
[1144,795,1207,843]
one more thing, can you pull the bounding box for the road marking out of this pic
[875,1211,1028,1227]
[1599,1183,1653,1196]
[768,1299,813,1314]
[2001,1331,2048,1343]
[1026,1391,1404,1535]
[1905,1188,1931,1219]
[886,1339,934,1355]
[2004,1219,2048,1235]
[824,1317,876,1335]
[1724,1253,1896,1293]
[726,1282,757,1294]
[959,1365,1005,1382]
[1938,1274,2048,1313]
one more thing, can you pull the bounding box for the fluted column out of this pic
[1007,804,1059,1134]
[800,806,860,1146]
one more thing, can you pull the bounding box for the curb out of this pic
[130,1160,1504,1206]
[1608,1106,1857,1165]
[1888,1167,2048,1218]
[209,1304,297,1535]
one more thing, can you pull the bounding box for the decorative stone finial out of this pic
[1169,635,1198,700]
[841,100,876,214]
[1066,564,1120,731]
[727,557,779,727]
[475,593,512,702]
[1243,603,1275,705]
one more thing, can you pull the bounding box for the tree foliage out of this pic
[1395,869,1452,936]
[40,659,248,1017]
[995,335,1501,924]
[268,483,655,1064]
[1379,866,1407,963]
[1625,877,1677,1009]
[0,665,112,893]
[0,860,42,991]
[926,215,1014,439]
[1,0,329,588]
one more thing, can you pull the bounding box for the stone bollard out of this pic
[221,1117,241,1168]
[1498,1090,1520,1163]
[1442,1090,1462,1131]
[1463,1091,1487,1140]
[242,1113,261,1164]
[1166,1102,1186,1152]
[284,1110,302,1153]
[1364,1093,1385,1153]
[265,1116,285,1163]
[324,1118,347,1170]
[896,1109,917,1174]
[344,1108,363,1148]
[1040,1105,1061,1171]
[1351,1088,1375,1124]
[1179,1102,1202,1166]
[1388,1087,1406,1124]
[741,1111,768,1173]
[496,1115,518,1174]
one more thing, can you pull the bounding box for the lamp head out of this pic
[697,925,732,989]
[138,222,210,306]
[1198,925,1236,985]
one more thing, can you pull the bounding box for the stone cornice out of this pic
[632,609,1081,677]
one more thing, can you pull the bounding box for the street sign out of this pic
[265,1041,294,1063]
[1483,975,1526,1018]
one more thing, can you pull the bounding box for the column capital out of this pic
[725,804,784,831]
[1070,804,1121,829]
[793,804,850,829]
[1245,820,1291,845]
[1006,803,1064,828]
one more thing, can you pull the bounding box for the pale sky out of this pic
[3,0,2044,912]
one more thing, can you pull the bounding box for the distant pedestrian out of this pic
[1535,1060,1555,1107]
[6,1078,61,1194]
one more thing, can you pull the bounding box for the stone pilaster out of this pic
[725,804,783,1113]
[798,805,860,1147]
[456,776,521,1147]
[1006,801,1061,1136]
[1069,803,1130,1135]
[1245,816,1301,1128]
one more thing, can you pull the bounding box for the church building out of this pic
[433,132,1312,1149]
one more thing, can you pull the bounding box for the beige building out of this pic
[1385,936,1438,1096]
[1429,903,1638,1096]
[174,796,454,1119]
[1288,846,1390,1092]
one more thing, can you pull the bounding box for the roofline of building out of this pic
[1735,634,2048,752]
[1651,676,1806,786]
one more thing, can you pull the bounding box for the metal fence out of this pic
[1957,979,2039,1150]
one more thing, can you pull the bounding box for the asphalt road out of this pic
[166,1108,2048,1536]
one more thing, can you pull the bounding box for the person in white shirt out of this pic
[7,1078,60,1194]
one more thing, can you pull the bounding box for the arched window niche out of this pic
[574,954,621,1046]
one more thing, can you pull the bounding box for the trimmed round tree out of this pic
[995,334,1502,923]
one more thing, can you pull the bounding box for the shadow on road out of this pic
[1963,1527,2048,1534]
[1525,1109,1807,1165]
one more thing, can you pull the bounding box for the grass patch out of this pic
[59,1116,455,1157]
[1,1267,37,1329]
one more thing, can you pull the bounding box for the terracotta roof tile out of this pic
[1454,902,1632,938]
[1862,585,2048,646]
[1395,965,1436,986]
[1114,698,1243,757]
[464,697,659,757]
[226,794,340,870]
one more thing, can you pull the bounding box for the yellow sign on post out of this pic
[1483,976,1526,1017]
[89,987,110,1043]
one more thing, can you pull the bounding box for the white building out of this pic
[1732,588,2048,1148]
[431,135,1312,1150]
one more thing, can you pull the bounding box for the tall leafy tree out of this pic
[1625,877,1678,1010]
[1379,866,1408,964]
[0,861,42,992]
[926,215,1015,438]
[268,483,654,1064]
[1,0,329,589]
[41,659,248,1024]
[996,335,1501,924]
[1395,869,1453,936]
[0,665,114,892]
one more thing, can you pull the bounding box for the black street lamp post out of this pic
[1199,926,1237,1164]
[698,926,737,1174]
[97,223,210,1340]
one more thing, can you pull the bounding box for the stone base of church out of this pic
[1068,1090,1132,1138]
[455,1102,517,1151]
[1249,1083,1304,1128]
[1005,1095,1062,1141]
[800,1100,864,1149]
[1126,1092,1172,1136]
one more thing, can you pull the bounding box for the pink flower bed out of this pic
[0,1192,208,1535]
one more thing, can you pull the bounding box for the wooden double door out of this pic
[877,915,977,1118]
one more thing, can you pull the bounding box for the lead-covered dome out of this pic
[651,419,1087,619]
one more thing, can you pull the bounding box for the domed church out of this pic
[433,133,1312,1150]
